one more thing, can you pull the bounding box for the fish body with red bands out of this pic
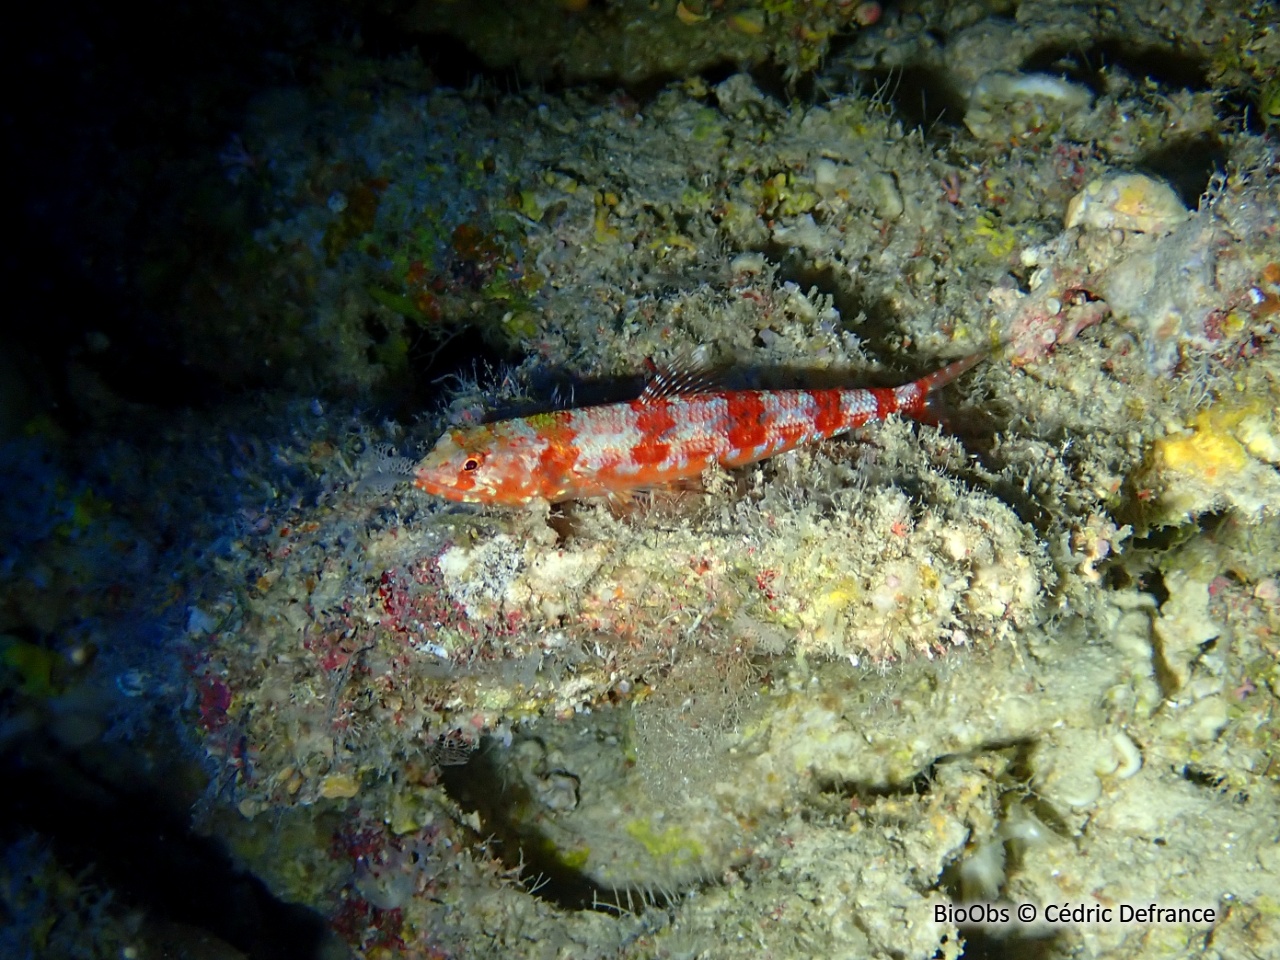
[413,354,983,506]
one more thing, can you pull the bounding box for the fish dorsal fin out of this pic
[639,351,721,402]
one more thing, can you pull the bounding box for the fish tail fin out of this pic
[917,352,986,394]
[897,352,985,424]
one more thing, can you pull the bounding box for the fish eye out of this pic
[463,456,480,471]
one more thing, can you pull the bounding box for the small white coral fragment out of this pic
[1110,730,1143,780]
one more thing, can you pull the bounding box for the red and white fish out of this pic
[413,354,983,506]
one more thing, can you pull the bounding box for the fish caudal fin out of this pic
[916,352,986,393]
[896,352,985,424]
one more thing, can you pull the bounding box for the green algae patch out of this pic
[624,819,705,868]
[556,843,592,872]
[0,636,59,697]
[367,285,428,325]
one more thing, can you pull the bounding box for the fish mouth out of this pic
[412,465,539,506]
[412,469,476,502]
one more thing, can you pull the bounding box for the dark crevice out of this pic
[747,59,797,106]
[760,249,921,362]
[1218,88,1269,135]
[1180,763,1250,803]
[1126,524,1186,552]
[957,925,1060,960]
[402,325,525,416]
[859,64,968,134]
[1136,135,1228,210]
[1120,511,1228,563]
[768,257,869,328]
[817,764,935,801]
[439,736,688,914]
[363,12,757,110]
[819,740,1037,803]
[0,737,336,960]
[1137,569,1170,607]
[934,742,1065,960]
[1020,40,1210,94]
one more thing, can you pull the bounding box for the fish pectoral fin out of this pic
[665,475,708,494]
[606,487,638,508]
[602,481,704,519]
[604,487,648,520]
